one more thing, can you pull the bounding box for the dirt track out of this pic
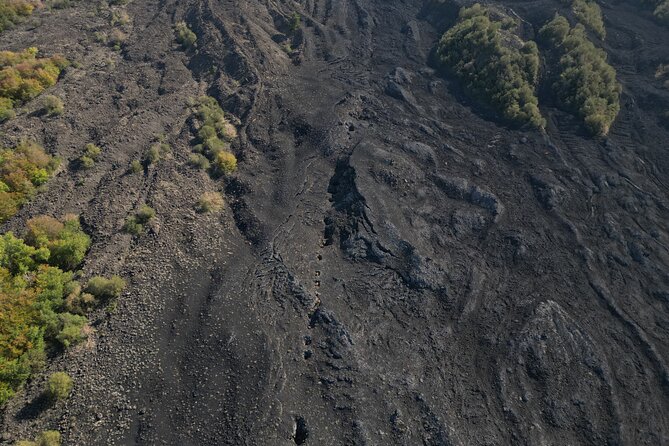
[1,0,669,444]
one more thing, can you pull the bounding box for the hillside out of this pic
[1,0,669,444]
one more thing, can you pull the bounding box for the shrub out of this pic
[0,141,59,222]
[190,96,239,174]
[540,16,621,135]
[41,95,63,116]
[123,217,143,235]
[0,48,68,119]
[36,431,61,446]
[0,0,39,33]
[573,0,606,39]
[289,12,301,32]
[109,29,127,50]
[26,215,91,271]
[124,205,155,235]
[538,14,570,45]
[46,372,72,400]
[188,153,210,170]
[85,275,125,300]
[130,159,142,173]
[213,151,237,175]
[436,4,545,128]
[197,192,224,213]
[143,143,170,167]
[55,313,87,348]
[0,217,107,406]
[78,143,102,169]
[175,21,197,49]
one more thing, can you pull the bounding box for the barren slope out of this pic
[2,0,669,445]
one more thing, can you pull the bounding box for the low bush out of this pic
[196,191,224,213]
[15,430,61,446]
[175,21,197,49]
[108,29,127,50]
[190,96,238,176]
[46,371,72,400]
[123,204,155,235]
[143,143,170,167]
[289,12,301,32]
[54,312,87,347]
[572,0,606,39]
[0,141,59,223]
[540,15,621,135]
[36,431,61,446]
[188,153,210,170]
[78,143,102,169]
[85,275,125,301]
[41,95,63,116]
[130,159,142,173]
[436,4,545,128]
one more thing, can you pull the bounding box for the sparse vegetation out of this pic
[78,143,102,169]
[175,21,197,49]
[16,430,61,446]
[197,191,224,213]
[572,0,606,39]
[85,275,125,301]
[289,12,301,32]
[46,371,72,400]
[0,216,120,405]
[41,95,64,116]
[0,141,59,223]
[656,63,669,89]
[0,47,68,121]
[143,143,170,167]
[0,0,40,33]
[188,153,210,170]
[540,15,621,135]
[123,204,155,236]
[190,96,238,176]
[436,4,545,129]
[108,28,127,50]
[130,159,142,173]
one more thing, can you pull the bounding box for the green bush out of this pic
[436,4,545,128]
[124,204,155,235]
[78,143,102,169]
[46,372,72,400]
[289,12,301,32]
[0,48,68,120]
[0,217,109,406]
[41,95,64,116]
[190,96,239,175]
[0,141,59,223]
[143,143,170,167]
[0,0,38,33]
[85,275,125,300]
[188,153,210,170]
[55,313,87,348]
[175,21,197,49]
[36,431,61,446]
[130,159,142,173]
[26,215,91,271]
[540,16,621,135]
[573,0,606,39]
[196,191,224,213]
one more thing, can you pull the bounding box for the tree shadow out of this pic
[16,393,51,421]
